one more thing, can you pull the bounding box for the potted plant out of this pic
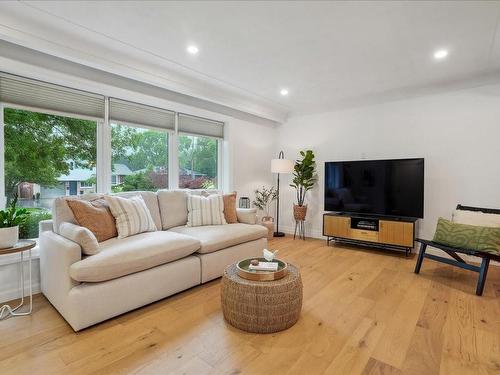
[253,186,277,239]
[0,195,29,249]
[290,150,316,220]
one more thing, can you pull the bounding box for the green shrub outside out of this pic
[19,208,52,239]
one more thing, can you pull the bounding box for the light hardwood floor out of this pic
[0,237,499,375]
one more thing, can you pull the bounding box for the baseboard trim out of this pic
[0,283,41,304]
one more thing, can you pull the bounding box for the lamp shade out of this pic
[271,158,294,173]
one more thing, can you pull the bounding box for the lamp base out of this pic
[273,231,286,238]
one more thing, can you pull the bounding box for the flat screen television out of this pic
[324,158,424,218]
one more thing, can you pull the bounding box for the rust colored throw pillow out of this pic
[66,198,118,242]
[223,192,238,224]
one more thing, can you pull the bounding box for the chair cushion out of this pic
[452,209,500,228]
[433,217,500,255]
[169,223,267,254]
[69,231,201,282]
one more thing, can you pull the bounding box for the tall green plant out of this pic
[0,195,29,228]
[290,150,316,206]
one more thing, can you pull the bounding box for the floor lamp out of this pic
[271,151,294,237]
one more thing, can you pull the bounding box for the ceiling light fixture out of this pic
[433,49,448,60]
[187,45,199,55]
[280,88,289,96]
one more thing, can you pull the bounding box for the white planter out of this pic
[0,226,19,249]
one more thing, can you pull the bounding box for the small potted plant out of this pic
[290,150,316,221]
[0,195,29,249]
[253,186,277,239]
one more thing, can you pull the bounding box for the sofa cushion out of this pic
[157,190,189,230]
[114,191,162,230]
[105,195,157,238]
[69,231,201,282]
[59,222,100,255]
[52,194,104,234]
[66,198,117,242]
[223,192,238,224]
[169,223,267,254]
[187,194,227,227]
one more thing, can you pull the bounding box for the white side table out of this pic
[0,240,36,319]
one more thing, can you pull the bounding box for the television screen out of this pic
[324,158,424,218]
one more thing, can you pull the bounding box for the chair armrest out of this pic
[39,231,82,307]
[237,208,258,225]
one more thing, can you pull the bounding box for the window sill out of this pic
[0,240,40,266]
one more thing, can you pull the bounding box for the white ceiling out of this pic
[1,1,500,120]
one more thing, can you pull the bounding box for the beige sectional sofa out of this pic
[39,190,267,331]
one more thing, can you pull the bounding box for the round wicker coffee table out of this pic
[221,262,303,333]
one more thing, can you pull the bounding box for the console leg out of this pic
[414,243,427,274]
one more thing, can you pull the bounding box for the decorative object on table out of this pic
[221,261,302,333]
[263,248,278,261]
[0,240,36,319]
[271,152,294,237]
[239,196,250,209]
[414,204,500,296]
[237,256,286,281]
[0,195,29,249]
[290,150,316,240]
[253,186,278,239]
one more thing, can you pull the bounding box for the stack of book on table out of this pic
[249,262,279,272]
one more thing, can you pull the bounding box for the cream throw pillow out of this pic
[452,209,500,228]
[187,194,227,227]
[104,195,157,238]
[59,222,100,255]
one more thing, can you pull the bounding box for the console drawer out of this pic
[349,228,379,243]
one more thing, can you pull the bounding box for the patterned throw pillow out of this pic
[66,198,117,242]
[104,195,157,238]
[433,217,500,255]
[187,194,227,227]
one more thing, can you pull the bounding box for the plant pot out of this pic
[293,204,307,221]
[0,226,19,249]
[261,216,275,240]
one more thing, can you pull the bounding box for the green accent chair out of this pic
[414,205,500,296]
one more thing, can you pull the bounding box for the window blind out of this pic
[109,98,175,130]
[0,73,105,119]
[178,113,224,139]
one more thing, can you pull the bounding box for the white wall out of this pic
[276,84,500,241]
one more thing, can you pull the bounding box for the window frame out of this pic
[0,94,225,209]
[110,120,173,191]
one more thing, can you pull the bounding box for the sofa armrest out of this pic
[39,231,82,308]
[39,219,54,233]
[237,208,258,225]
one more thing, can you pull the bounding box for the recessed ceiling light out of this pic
[187,45,199,55]
[433,49,448,60]
[280,88,289,96]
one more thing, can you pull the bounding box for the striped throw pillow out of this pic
[187,194,227,227]
[104,195,157,238]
